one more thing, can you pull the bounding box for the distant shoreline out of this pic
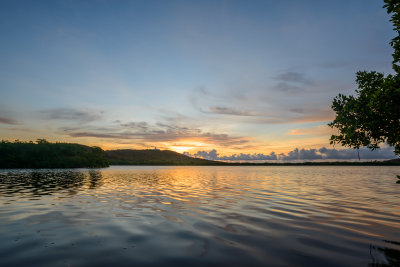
[106,161,400,167]
[1,140,399,169]
[1,161,399,169]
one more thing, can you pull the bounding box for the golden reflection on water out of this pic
[0,166,400,266]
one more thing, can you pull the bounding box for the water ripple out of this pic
[0,166,400,266]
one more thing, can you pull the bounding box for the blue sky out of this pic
[0,0,397,159]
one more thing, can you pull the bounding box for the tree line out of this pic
[0,139,109,168]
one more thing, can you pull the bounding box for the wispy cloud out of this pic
[207,106,255,116]
[187,70,336,125]
[274,71,314,85]
[40,108,104,122]
[63,121,248,146]
[0,117,19,125]
[120,121,149,131]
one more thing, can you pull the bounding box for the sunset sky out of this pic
[0,0,397,160]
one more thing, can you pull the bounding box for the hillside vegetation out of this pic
[105,149,225,165]
[0,139,109,168]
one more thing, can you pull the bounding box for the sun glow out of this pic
[167,141,210,154]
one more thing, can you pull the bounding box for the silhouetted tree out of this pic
[329,0,400,156]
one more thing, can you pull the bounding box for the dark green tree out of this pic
[329,0,400,156]
[0,139,109,168]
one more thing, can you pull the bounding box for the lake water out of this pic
[0,166,399,266]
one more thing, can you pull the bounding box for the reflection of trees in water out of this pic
[370,240,400,266]
[88,170,103,189]
[0,170,104,198]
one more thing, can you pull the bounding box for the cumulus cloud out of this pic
[185,147,397,161]
[279,147,396,161]
[185,149,277,161]
[41,108,104,122]
[318,147,396,160]
[0,116,19,125]
[278,148,322,160]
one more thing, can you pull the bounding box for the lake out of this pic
[0,166,399,266]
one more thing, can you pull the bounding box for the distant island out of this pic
[1,140,399,169]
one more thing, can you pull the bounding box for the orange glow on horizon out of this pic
[0,134,335,156]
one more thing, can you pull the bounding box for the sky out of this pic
[0,0,397,160]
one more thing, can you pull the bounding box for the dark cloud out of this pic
[41,108,104,122]
[155,122,202,134]
[272,71,315,95]
[6,127,36,132]
[274,71,314,85]
[0,116,19,125]
[207,106,254,116]
[289,108,305,114]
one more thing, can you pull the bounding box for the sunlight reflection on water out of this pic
[0,166,399,266]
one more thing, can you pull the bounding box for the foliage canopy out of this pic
[329,0,400,156]
[0,139,109,168]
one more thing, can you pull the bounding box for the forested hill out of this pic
[0,140,109,168]
[105,149,225,165]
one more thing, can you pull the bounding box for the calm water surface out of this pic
[0,166,399,266]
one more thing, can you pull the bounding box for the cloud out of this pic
[280,147,397,161]
[63,121,249,146]
[185,146,397,162]
[207,106,254,116]
[6,127,36,132]
[40,108,104,122]
[187,70,337,125]
[318,147,396,160]
[0,117,19,125]
[185,149,277,161]
[279,148,322,160]
[120,121,149,131]
[274,71,314,85]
